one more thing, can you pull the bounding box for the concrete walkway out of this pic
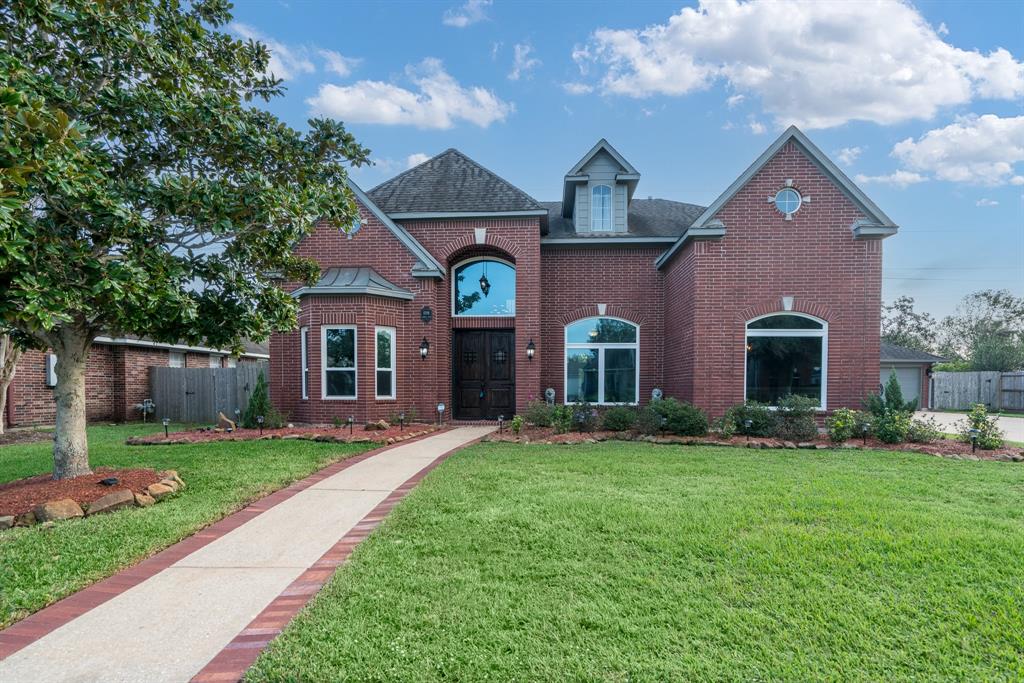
[918,410,1024,442]
[0,426,492,683]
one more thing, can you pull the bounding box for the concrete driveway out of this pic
[918,411,1024,443]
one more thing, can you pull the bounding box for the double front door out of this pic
[453,330,515,420]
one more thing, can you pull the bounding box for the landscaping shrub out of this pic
[907,415,943,443]
[635,406,663,436]
[826,408,858,443]
[551,405,573,434]
[774,394,820,441]
[957,403,1004,450]
[865,370,918,417]
[723,401,778,437]
[650,398,708,436]
[712,415,737,438]
[523,399,553,427]
[570,403,598,432]
[510,415,524,435]
[386,407,418,425]
[242,372,286,429]
[874,411,912,444]
[601,406,637,432]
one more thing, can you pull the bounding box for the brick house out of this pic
[270,126,898,422]
[6,337,268,427]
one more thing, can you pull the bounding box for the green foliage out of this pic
[774,394,820,441]
[523,399,553,428]
[570,403,598,432]
[635,406,663,436]
[386,407,419,425]
[601,406,637,432]
[649,398,708,437]
[241,372,283,429]
[551,405,573,434]
[933,359,970,372]
[865,371,918,417]
[874,411,912,444]
[957,404,1004,450]
[882,295,937,353]
[712,415,737,439]
[938,289,1024,370]
[510,415,524,435]
[826,408,858,443]
[907,416,943,444]
[723,401,778,437]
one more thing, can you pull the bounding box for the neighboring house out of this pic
[6,336,268,427]
[270,126,898,422]
[880,342,946,409]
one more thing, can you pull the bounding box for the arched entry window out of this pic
[745,313,827,408]
[452,257,515,316]
[565,317,638,404]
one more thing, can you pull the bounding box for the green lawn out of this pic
[249,442,1024,682]
[0,424,372,628]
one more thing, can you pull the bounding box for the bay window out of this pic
[322,325,356,399]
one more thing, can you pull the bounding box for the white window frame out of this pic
[226,357,237,368]
[744,312,828,410]
[300,326,309,400]
[321,325,357,400]
[591,184,612,232]
[451,256,516,318]
[168,351,185,368]
[375,326,396,400]
[209,354,223,369]
[564,316,639,405]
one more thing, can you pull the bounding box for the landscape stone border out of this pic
[125,426,439,447]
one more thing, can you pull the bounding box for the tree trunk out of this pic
[0,334,23,435]
[52,328,93,480]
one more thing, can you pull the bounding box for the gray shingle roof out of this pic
[290,267,414,300]
[880,342,946,364]
[541,199,706,239]
[367,149,544,215]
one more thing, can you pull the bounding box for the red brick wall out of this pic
[662,140,883,417]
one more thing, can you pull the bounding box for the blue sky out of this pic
[231,0,1023,319]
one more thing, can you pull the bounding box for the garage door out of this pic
[880,366,921,406]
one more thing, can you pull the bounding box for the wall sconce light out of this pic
[526,339,536,361]
[420,337,430,359]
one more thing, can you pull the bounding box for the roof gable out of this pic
[366,149,544,217]
[347,179,444,278]
[566,138,639,177]
[562,139,641,217]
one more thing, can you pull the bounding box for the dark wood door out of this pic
[453,330,515,420]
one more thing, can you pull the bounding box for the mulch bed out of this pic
[126,423,440,446]
[0,428,55,447]
[0,468,162,517]
[484,427,1024,462]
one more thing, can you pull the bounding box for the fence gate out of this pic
[149,362,269,424]
[1001,372,1024,412]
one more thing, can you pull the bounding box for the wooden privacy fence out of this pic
[148,362,269,424]
[931,371,1024,412]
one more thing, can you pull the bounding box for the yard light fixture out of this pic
[969,428,980,453]
[348,415,355,435]
[660,416,668,433]
[162,417,170,438]
[437,402,445,426]
[257,414,264,436]
[498,414,504,433]
[399,412,406,431]
[526,339,536,361]
[743,419,753,442]
[420,337,430,360]
[862,423,871,446]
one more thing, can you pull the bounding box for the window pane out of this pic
[326,328,355,368]
[604,348,636,403]
[566,318,637,344]
[747,315,822,330]
[746,336,823,404]
[566,349,599,403]
[326,369,355,397]
[376,370,393,397]
[453,260,515,316]
[376,329,392,368]
[592,185,611,231]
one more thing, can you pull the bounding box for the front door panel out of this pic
[454,330,515,420]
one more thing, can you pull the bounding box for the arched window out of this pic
[745,313,827,408]
[452,257,515,316]
[565,317,638,404]
[591,185,612,231]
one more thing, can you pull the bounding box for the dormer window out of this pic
[591,185,612,231]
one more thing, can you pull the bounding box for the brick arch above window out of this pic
[735,299,835,324]
[558,305,647,328]
[439,233,521,264]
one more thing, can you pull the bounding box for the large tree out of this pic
[881,295,937,352]
[0,0,368,478]
[938,289,1024,371]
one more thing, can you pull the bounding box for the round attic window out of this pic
[774,188,802,216]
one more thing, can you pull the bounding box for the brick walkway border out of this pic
[0,428,451,662]
[190,433,485,682]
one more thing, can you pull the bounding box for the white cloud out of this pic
[891,114,1024,186]
[231,22,315,81]
[443,0,491,28]
[976,198,999,207]
[491,42,502,60]
[319,49,360,77]
[508,43,541,81]
[836,146,863,166]
[562,82,594,95]
[307,58,513,129]
[747,118,765,134]
[573,0,1024,128]
[854,170,927,188]
[726,93,744,108]
[406,153,431,168]
[937,22,949,36]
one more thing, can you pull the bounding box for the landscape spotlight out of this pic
[862,423,871,445]
[437,402,445,426]
[257,414,264,436]
[162,417,170,438]
[348,415,355,435]
[969,428,980,453]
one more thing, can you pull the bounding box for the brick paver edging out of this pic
[0,428,450,661]
[190,433,487,683]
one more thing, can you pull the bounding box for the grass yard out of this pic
[250,442,1024,682]
[0,424,372,628]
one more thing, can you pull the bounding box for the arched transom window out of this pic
[745,313,827,408]
[565,317,638,404]
[591,185,612,231]
[452,257,515,316]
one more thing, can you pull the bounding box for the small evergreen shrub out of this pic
[826,408,857,443]
[510,415,524,435]
[242,372,285,428]
[723,401,778,437]
[865,371,918,418]
[551,405,573,434]
[957,403,1004,450]
[523,399,554,427]
[874,411,911,444]
[601,406,637,432]
[775,394,819,441]
[907,416,942,443]
[650,398,708,436]
[635,406,663,435]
